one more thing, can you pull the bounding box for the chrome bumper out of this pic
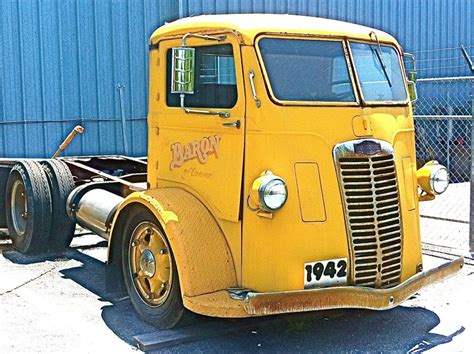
[244,257,464,315]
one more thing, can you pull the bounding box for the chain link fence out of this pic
[414,76,473,183]
[411,46,473,255]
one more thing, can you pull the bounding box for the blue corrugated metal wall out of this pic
[0,0,179,158]
[1,0,472,157]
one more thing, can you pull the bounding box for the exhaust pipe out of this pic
[67,185,124,239]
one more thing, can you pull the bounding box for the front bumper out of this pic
[244,257,464,315]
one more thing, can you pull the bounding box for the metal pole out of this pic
[117,84,129,156]
[179,0,185,18]
[447,92,452,170]
[470,89,474,253]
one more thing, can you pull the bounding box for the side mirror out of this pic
[171,33,230,118]
[403,53,417,105]
[407,80,417,104]
[171,47,195,94]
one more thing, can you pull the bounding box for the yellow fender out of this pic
[107,187,237,298]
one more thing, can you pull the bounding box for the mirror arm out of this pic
[404,52,417,81]
[180,94,230,118]
[175,32,229,118]
[181,33,226,47]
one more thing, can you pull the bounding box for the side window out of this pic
[167,44,237,108]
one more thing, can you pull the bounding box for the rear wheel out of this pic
[6,160,52,254]
[122,209,188,329]
[41,159,76,252]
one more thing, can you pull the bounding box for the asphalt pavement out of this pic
[0,231,472,353]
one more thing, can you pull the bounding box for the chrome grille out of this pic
[335,140,403,289]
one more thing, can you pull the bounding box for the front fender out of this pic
[108,187,237,297]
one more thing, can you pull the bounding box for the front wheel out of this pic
[121,210,188,329]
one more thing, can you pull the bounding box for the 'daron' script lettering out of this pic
[170,135,221,170]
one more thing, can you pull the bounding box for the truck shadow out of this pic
[166,307,463,353]
[1,236,465,352]
[59,247,467,352]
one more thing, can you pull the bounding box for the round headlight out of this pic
[250,171,288,212]
[261,178,288,211]
[431,166,449,194]
[417,161,449,196]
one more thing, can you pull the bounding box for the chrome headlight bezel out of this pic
[250,171,288,213]
[429,165,449,195]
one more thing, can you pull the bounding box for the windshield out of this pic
[258,38,355,102]
[350,42,407,102]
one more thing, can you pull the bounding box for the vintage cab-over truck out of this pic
[0,14,463,329]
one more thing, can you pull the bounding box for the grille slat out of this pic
[375,177,397,184]
[335,140,403,289]
[382,253,401,262]
[378,225,401,233]
[380,233,401,242]
[343,180,372,185]
[379,217,401,225]
[376,205,399,213]
[377,213,400,222]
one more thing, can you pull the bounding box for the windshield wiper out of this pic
[369,31,392,88]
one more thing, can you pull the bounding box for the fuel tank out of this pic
[67,185,124,239]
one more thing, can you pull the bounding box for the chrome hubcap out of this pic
[129,222,172,306]
[140,249,156,278]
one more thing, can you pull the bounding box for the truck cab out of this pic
[0,14,461,330]
[106,14,459,327]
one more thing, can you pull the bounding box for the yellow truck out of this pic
[0,14,463,329]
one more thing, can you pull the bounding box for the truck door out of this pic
[150,34,245,222]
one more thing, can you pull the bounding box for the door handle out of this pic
[222,120,241,129]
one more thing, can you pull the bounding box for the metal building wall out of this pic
[181,0,474,77]
[1,0,472,158]
[0,0,178,158]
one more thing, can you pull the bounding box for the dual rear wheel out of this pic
[5,159,76,254]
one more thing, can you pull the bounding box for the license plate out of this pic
[304,258,348,289]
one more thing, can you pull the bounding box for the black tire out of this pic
[41,159,76,252]
[5,160,52,254]
[121,209,189,329]
[0,166,10,228]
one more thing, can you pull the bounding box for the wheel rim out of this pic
[129,222,172,307]
[11,179,27,236]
